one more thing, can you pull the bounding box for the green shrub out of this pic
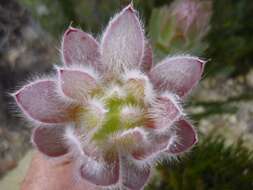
[147,135,253,190]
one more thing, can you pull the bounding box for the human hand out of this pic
[21,152,99,190]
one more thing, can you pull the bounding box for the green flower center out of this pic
[76,80,149,143]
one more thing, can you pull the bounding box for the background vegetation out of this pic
[20,0,253,77]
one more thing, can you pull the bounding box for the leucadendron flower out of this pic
[13,4,206,190]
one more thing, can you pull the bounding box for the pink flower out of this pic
[13,4,205,190]
[171,0,212,37]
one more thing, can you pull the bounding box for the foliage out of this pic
[206,0,253,77]
[19,0,174,36]
[20,0,152,36]
[147,134,253,190]
[20,0,253,77]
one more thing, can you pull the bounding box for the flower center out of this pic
[75,71,154,144]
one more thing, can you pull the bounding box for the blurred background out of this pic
[0,0,253,189]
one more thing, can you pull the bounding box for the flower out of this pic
[149,0,212,55]
[170,0,212,38]
[13,4,205,190]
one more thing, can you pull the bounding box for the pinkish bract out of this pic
[13,4,206,190]
[171,0,212,37]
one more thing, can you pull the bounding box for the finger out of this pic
[21,152,99,190]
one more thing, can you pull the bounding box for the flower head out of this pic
[13,4,205,190]
[171,0,212,38]
[150,0,212,55]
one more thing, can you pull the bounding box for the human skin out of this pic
[21,152,99,190]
